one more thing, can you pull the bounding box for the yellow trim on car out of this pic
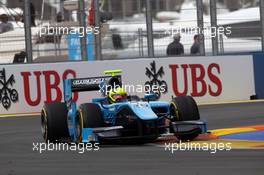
[104,69,122,76]
[77,109,84,143]
[41,108,48,142]
[171,102,180,121]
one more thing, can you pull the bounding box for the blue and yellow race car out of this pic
[41,70,207,144]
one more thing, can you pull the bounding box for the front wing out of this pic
[81,121,207,143]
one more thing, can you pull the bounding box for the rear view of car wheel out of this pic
[41,102,69,143]
[170,96,201,141]
[77,103,105,142]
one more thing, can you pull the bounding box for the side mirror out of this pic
[144,93,158,101]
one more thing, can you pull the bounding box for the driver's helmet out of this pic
[108,87,127,103]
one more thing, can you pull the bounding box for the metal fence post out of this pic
[137,0,141,14]
[108,0,113,13]
[260,0,264,52]
[79,0,88,61]
[155,0,160,13]
[219,34,224,54]
[146,0,154,58]
[165,0,169,11]
[122,0,127,19]
[210,0,218,55]
[196,0,205,56]
[24,0,33,63]
[94,0,102,60]
[59,0,64,20]
[138,28,144,57]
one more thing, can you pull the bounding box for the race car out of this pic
[41,70,207,144]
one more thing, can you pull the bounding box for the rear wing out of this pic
[63,70,122,103]
[68,76,113,92]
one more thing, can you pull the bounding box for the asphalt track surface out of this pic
[1,102,264,175]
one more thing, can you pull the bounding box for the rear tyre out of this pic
[76,103,105,142]
[170,96,200,141]
[41,102,69,143]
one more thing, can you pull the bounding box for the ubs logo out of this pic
[145,61,168,99]
[0,68,18,110]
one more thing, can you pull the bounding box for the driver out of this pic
[108,87,127,103]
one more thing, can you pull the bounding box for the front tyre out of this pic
[76,103,105,142]
[41,102,69,143]
[170,96,200,121]
[170,96,200,141]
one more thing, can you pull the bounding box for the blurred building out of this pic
[4,0,260,20]
[6,0,58,20]
[105,0,184,18]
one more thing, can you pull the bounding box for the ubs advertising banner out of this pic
[0,55,255,115]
